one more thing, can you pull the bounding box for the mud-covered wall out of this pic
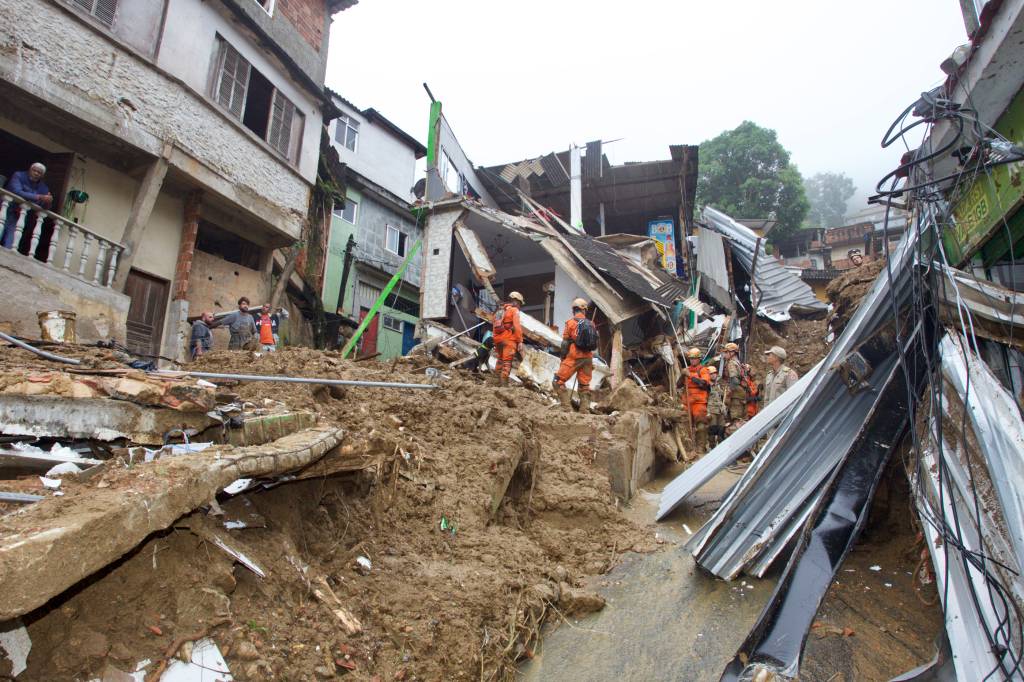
[0,249,128,343]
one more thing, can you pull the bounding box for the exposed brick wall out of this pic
[172,193,202,301]
[276,0,326,51]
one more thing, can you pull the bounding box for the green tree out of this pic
[696,121,809,240]
[804,172,856,228]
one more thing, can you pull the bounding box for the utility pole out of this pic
[570,144,583,233]
[336,234,355,315]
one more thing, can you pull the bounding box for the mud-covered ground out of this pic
[13,349,655,681]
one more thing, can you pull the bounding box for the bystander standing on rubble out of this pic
[721,342,747,426]
[706,366,727,449]
[2,162,52,249]
[190,311,214,360]
[491,291,524,386]
[254,303,287,352]
[762,346,799,405]
[552,298,599,413]
[682,347,712,451]
[213,297,258,350]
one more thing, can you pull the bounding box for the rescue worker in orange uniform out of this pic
[553,298,596,413]
[492,291,524,385]
[681,346,712,452]
[743,364,760,419]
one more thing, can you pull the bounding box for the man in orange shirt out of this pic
[553,298,598,412]
[492,291,524,385]
[743,364,760,419]
[681,347,712,452]
[255,303,278,352]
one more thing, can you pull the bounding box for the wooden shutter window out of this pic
[268,89,297,158]
[71,0,118,27]
[216,41,250,120]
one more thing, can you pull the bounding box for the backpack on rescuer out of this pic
[573,317,599,352]
[493,305,510,333]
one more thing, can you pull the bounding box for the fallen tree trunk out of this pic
[0,425,343,621]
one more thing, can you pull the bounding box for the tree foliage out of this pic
[804,172,856,229]
[696,121,809,240]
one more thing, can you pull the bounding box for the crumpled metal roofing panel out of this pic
[940,333,1024,578]
[562,233,674,307]
[686,218,921,579]
[656,359,824,521]
[702,206,828,321]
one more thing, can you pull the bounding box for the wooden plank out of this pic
[474,307,560,350]
[519,193,624,300]
[610,325,624,389]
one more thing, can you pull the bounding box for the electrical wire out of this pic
[876,86,1024,680]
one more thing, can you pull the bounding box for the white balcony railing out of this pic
[0,188,124,288]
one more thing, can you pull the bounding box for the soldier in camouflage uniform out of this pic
[721,342,748,426]
[706,366,728,450]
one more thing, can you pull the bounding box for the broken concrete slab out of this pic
[0,425,343,621]
[0,395,218,445]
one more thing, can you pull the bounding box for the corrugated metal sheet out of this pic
[584,140,602,179]
[562,233,674,307]
[702,207,828,321]
[915,338,1024,682]
[656,359,825,521]
[685,220,921,579]
[696,228,731,310]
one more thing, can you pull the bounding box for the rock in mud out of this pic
[603,381,651,412]
[558,585,606,616]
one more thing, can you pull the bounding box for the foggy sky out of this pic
[325,1,968,218]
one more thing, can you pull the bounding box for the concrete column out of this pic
[112,154,170,291]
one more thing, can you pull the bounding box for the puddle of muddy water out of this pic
[521,459,943,682]
[521,467,773,682]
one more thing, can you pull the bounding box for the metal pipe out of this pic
[0,332,81,365]
[168,370,438,390]
[441,321,485,345]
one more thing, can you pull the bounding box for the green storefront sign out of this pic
[946,87,1024,266]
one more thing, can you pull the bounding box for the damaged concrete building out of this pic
[319,91,426,359]
[0,0,355,361]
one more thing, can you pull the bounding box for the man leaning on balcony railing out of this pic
[2,162,53,249]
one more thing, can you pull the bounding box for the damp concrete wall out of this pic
[0,248,128,343]
[185,249,271,349]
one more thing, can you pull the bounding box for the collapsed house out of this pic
[656,1,1024,678]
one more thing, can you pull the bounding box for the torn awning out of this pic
[702,206,828,321]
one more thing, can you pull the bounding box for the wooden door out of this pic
[124,270,169,359]
[358,307,379,357]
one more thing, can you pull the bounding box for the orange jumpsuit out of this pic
[554,313,594,392]
[683,364,712,419]
[492,303,522,381]
[744,376,760,419]
[683,364,712,451]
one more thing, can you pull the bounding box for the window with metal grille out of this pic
[356,281,382,308]
[382,315,403,333]
[211,37,303,162]
[70,0,118,27]
[388,296,419,317]
[335,114,359,152]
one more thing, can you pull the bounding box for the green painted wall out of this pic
[322,186,363,313]
[947,86,1024,266]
